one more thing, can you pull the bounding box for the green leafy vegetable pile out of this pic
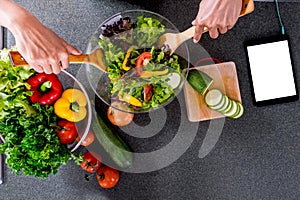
[0,49,79,178]
[0,49,34,119]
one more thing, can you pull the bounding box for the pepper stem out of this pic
[40,81,52,93]
[70,102,80,112]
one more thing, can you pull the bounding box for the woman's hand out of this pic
[192,0,242,42]
[0,0,82,74]
[12,13,82,74]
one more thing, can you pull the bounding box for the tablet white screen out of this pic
[247,40,297,102]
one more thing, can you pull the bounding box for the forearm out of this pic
[0,0,82,74]
[0,0,33,34]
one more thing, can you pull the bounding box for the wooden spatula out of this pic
[157,0,255,55]
[8,48,107,73]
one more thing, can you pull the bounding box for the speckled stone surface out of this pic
[1,1,300,200]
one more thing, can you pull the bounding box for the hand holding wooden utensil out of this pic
[8,48,107,73]
[157,0,255,55]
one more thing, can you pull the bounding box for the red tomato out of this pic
[76,130,95,147]
[80,152,101,173]
[96,166,120,189]
[57,120,78,144]
[136,52,152,75]
[107,102,134,126]
[143,84,153,102]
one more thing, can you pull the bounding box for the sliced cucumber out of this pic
[209,95,226,110]
[204,89,223,107]
[168,72,181,89]
[232,102,244,119]
[220,96,232,114]
[223,100,239,118]
[205,88,244,119]
[216,95,230,112]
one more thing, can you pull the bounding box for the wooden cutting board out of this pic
[184,62,242,122]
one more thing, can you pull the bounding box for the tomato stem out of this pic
[98,173,105,180]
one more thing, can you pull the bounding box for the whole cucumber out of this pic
[91,109,133,169]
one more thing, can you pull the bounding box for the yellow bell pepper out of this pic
[122,45,138,71]
[140,68,169,78]
[118,92,142,107]
[54,88,87,122]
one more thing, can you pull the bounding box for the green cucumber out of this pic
[187,69,213,95]
[220,98,233,114]
[204,89,223,107]
[209,94,226,110]
[223,100,239,117]
[91,109,133,169]
[233,102,244,119]
[216,96,230,113]
[205,89,244,119]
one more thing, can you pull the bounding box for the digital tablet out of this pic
[244,35,298,106]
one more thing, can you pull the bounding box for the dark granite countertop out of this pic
[1,1,299,199]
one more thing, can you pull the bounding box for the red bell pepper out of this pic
[136,52,152,75]
[27,72,63,105]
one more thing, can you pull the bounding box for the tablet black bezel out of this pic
[244,34,299,107]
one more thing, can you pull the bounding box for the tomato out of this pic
[107,102,134,126]
[136,52,152,75]
[96,166,120,189]
[80,152,101,173]
[57,120,78,144]
[76,129,95,147]
[143,84,153,102]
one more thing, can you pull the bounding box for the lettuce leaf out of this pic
[0,49,35,119]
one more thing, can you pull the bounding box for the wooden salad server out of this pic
[157,0,255,55]
[8,48,107,73]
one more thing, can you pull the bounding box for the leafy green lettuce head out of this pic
[0,48,35,120]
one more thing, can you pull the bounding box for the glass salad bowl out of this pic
[57,70,92,152]
[85,9,190,113]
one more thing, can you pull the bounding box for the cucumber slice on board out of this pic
[223,100,239,118]
[220,96,232,114]
[232,102,244,119]
[216,95,230,113]
[204,88,244,119]
[209,95,226,110]
[204,89,223,107]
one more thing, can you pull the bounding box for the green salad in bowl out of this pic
[85,10,190,113]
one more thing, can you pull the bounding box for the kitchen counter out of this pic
[1,1,299,199]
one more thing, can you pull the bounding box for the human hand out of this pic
[0,1,81,74]
[192,0,242,42]
[13,13,82,74]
